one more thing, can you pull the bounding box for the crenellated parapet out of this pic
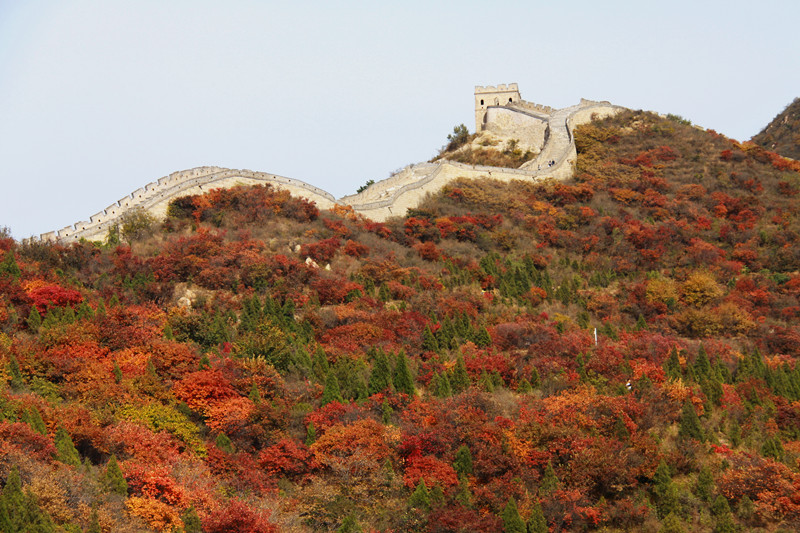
[36,89,625,243]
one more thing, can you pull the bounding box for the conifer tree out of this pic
[181,506,202,533]
[248,382,261,403]
[501,497,525,533]
[215,433,234,454]
[408,479,431,510]
[337,514,363,533]
[664,348,681,380]
[658,512,686,533]
[678,400,704,441]
[381,400,394,425]
[539,461,559,496]
[8,354,23,390]
[529,366,540,389]
[422,325,439,353]
[55,427,81,467]
[198,353,210,371]
[454,475,472,507]
[305,421,317,445]
[474,326,492,347]
[527,501,547,533]
[112,361,123,384]
[736,495,755,522]
[429,484,445,508]
[86,508,101,533]
[450,354,470,393]
[695,465,713,502]
[453,445,473,477]
[321,372,344,406]
[0,466,55,533]
[711,495,735,533]
[368,350,392,395]
[22,407,47,435]
[694,345,712,379]
[433,372,452,398]
[101,454,128,495]
[378,282,391,302]
[517,378,532,394]
[0,250,21,280]
[312,347,330,382]
[635,314,648,331]
[393,351,415,396]
[761,436,785,461]
[478,371,495,393]
[26,307,41,334]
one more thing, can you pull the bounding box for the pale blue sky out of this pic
[1,1,798,239]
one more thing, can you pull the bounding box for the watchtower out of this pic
[474,83,521,132]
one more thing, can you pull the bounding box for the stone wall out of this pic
[37,94,625,243]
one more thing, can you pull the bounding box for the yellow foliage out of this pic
[646,277,678,305]
[681,271,723,307]
[120,403,206,456]
[126,496,182,533]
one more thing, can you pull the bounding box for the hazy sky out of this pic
[1,1,798,239]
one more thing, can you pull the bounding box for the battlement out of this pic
[474,83,519,94]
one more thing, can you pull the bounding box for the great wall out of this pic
[39,85,624,243]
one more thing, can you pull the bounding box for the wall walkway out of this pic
[39,99,623,243]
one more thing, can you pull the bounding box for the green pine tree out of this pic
[321,372,344,406]
[658,512,686,533]
[635,314,648,331]
[393,351,415,396]
[101,454,128,495]
[112,361,123,384]
[539,461,559,496]
[761,436,785,461]
[24,407,47,435]
[501,497,525,533]
[8,354,23,390]
[450,354,470,393]
[694,345,712,379]
[0,251,21,280]
[312,347,330,382]
[408,479,431,510]
[529,366,540,388]
[305,421,317,445]
[54,427,81,467]
[527,501,547,533]
[368,350,392,395]
[215,433,234,454]
[337,514,363,533]
[430,484,445,508]
[381,400,394,425]
[711,495,735,533]
[453,445,473,477]
[695,465,713,502]
[248,382,262,403]
[478,370,494,393]
[422,325,439,352]
[181,506,202,533]
[454,475,472,507]
[433,372,452,398]
[26,306,42,333]
[664,348,681,380]
[678,401,704,441]
[516,378,532,394]
[474,326,492,347]
[0,467,55,533]
[86,508,101,533]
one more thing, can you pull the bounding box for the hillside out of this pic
[2,110,800,532]
[752,97,800,159]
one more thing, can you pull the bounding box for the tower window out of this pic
[480,99,484,106]
[509,97,513,102]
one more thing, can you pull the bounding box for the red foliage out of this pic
[403,454,459,489]
[173,369,240,413]
[259,438,316,479]
[25,282,83,313]
[301,237,341,263]
[202,499,277,533]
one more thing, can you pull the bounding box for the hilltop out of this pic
[1,108,800,532]
[752,97,800,159]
